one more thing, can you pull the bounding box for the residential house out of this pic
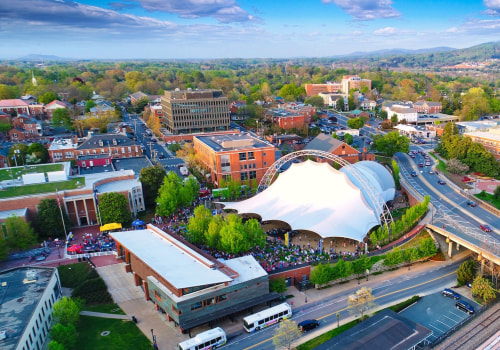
[88,104,115,118]
[0,99,31,116]
[304,133,374,164]
[45,100,69,119]
[318,93,347,109]
[9,115,43,141]
[383,104,418,123]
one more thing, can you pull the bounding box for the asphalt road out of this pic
[123,111,186,177]
[394,150,500,253]
[221,258,465,350]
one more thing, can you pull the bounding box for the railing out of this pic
[68,250,117,260]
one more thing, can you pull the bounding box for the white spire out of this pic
[31,70,38,86]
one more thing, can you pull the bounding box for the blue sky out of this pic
[1,0,500,59]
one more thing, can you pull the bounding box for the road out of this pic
[221,258,465,350]
[395,149,500,254]
[123,110,185,176]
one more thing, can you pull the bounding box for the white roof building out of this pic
[222,160,394,242]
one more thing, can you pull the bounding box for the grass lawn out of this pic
[77,316,151,350]
[0,164,63,181]
[398,230,431,250]
[0,177,85,198]
[58,262,94,288]
[475,191,500,209]
[83,303,126,315]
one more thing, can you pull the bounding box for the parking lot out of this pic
[399,292,479,343]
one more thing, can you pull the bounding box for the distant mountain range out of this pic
[339,47,456,58]
[16,54,71,61]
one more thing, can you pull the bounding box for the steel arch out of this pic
[257,150,393,228]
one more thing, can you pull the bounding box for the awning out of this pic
[100,223,122,232]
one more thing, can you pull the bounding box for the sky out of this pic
[1,0,500,59]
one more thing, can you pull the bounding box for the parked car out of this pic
[298,319,320,332]
[455,300,474,314]
[480,224,492,232]
[442,288,460,300]
[438,180,446,185]
[466,200,477,207]
[158,154,166,159]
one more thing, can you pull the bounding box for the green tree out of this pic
[335,258,352,282]
[7,143,28,166]
[347,117,364,129]
[348,287,375,319]
[205,214,223,249]
[304,95,324,108]
[344,133,353,145]
[310,263,331,285]
[0,120,12,133]
[3,216,36,250]
[139,164,167,208]
[0,229,8,261]
[272,319,302,350]
[156,172,199,216]
[348,94,355,111]
[52,296,83,326]
[48,341,66,350]
[51,108,74,130]
[352,254,369,283]
[269,277,287,295]
[39,92,59,104]
[98,192,131,226]
[134,97,150,114]
[0,84,20,99]
[456,260,476,286]
[494,185,500,200]
[84,100,96,113]
[391,114,398,124]
[372,131,410,157]
[471,275,497,303]
[35,199,71,240]
[461,87,491,120]
[50,323,77,350]
[186,205,213,244]
[336,97,345,111]
[26,142,50,164]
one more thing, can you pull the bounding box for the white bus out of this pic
[243,303,292,333]
[178,327,227,350]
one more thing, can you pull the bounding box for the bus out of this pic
[178,327,226,350]
[243,303,292,333]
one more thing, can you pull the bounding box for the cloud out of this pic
[483,0,500,16]
[136,0,260,23]
[373,26,399,36]
[321,0,400,20]
[446,18,500,34]
[108,2,138,11]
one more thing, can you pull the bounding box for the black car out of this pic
[466,200,477,207]
[438,180,446,185]
[442,288,460,300]
[158,154,166,159]
[456,300,474,314]
[298,319,320,332]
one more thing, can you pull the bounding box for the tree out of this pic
[139,164,167,208]
[272,319,302,350]
[352,254,369,283]
[35,199,71,240]
[335,258,352,282]
[26,142,50,164]
[7,143,28,166]
[3,215,37,250]
[52,297,83,326]
[98,192,131,226]
[269,277,287,295]
[186,206,213,244]
[304,95,324,108]
[446,158,469,175]
[456,260,476,286]
[348,287,375,319]
[343,133,353,145]
[84,100,96,113]
[39,92,59,104]
[348,94,355,111]
[0,229,8,261]
[391,114,398,124]
[381,119,392,129]
[460,87,491,120]
[0,120,12,133]
[51,108,74,130]
[50,323,77,350]
[347,117,364,129]
[471,275,497,303]
[134,97,150,114]
[494,185,500,200]
[336,97,345,112]
[156,172,199,217]
[372,131,410,157]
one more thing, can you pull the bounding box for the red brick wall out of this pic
[269,265,311,281]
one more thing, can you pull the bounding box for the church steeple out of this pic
[31,70,38,86]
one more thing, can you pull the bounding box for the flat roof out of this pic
[223,255,267,285]
[97,178,141,193]
[0,267,56,350]
[195,133,273,152]
[0,208,28,220]
[315,309,432,350]
[110,228,233,289]
[464,131,500,142]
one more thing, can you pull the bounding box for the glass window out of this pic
[240,172,248,181]
[248,152,255,160]
[239,152,247,161]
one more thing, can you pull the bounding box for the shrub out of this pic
[457,260,477,286]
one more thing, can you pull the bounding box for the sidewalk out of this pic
[80,311,131,320]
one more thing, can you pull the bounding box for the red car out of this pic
[480,224,492,232]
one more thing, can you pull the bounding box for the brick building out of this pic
[304,133,374,164]
[194,133,276,187]
[341,75,372,94]
[9,115,43,141]
[45,100,69,119]
[111,225,275,333]
[161,89,230,134]
[265,109,305,130]
[0,169,144,226]
[413,101,443,114]
[463,129,500,162]
[304,82,342,97]
[0,99,31,116]
[48,134,143,164]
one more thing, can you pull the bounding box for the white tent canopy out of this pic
[221,160,394,242]
[394,124,418,133]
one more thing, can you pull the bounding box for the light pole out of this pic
[336,313,340,328]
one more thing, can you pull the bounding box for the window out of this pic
[240,172,248,181]
[121,148,125,154]
[221,155,230,172]
[249,171,256,180]
[239,152,247,161]
[191,301,202,311]
[154,290,162,302]
[172,305,182,315]
[248,151,255,160]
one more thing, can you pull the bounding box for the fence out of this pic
[67,250,117,260]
